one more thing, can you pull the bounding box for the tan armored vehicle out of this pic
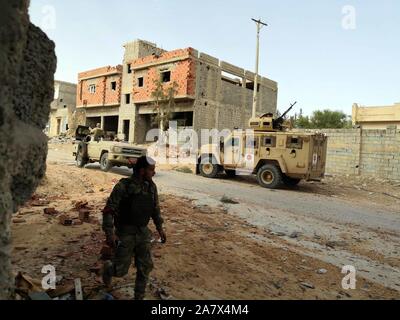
[197,103,328,189]
[73,126,147,172]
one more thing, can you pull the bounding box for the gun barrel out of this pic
[280,101,297,119]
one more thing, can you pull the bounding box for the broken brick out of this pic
[13,218,26,224]
[44,208,59,215]
[78,209,91,222]
[59,215,73,226]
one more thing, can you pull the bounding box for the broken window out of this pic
[127,64,132,74]
[286,136,303,149]
[161,71,171,83]
[262,136,276,147]
[89,84,96,94]
[111,81,117,91]
[138,77,144,87]
[125,94,131,104]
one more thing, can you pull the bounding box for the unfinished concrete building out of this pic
[76,40,278,144]
[47,81,77,137]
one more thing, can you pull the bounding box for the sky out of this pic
[29,0,400,116]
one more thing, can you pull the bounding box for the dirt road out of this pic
[11,143,399,300]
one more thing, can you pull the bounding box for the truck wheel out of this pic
[225,169,236,178]
[283,175,301,187]
[100,152,113,172]
[199,157,219,178]
[76,147,87,168]
[257,164,284,189]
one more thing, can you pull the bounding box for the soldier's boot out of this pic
[134,292,145,300]
[102,260,113,288]
[134,274,148,300]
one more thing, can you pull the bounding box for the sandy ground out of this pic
[10,142,400,300]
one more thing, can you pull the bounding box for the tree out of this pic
[150,78,179,131]
[294,109,352,129]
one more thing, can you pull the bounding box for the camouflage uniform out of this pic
[102,176,163,300]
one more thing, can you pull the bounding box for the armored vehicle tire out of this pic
[76,145,88,168]
[199,157,219,178]
[283,176,301,187]
[257,164,284,189]
[225,169,236,177]
[100,152,113,172]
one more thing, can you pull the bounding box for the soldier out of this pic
[90,123,104,141]
[101,156,166,300]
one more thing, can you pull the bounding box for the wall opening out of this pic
[170,112,194,128]
[127,63,132,74]
[86,117,101,129]
[221,71,242,86]
[103,116,119,136]
[125,94,131,104]
[123,120,130,142]
[161,71,171,83]
[245,80,260,92]
[111,81,117,91]
[138,77,144,87]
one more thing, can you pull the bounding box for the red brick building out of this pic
[75,39,278,144]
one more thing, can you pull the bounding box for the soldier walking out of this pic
[101,156,166,300]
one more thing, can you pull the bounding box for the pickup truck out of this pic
[73,126,147,172]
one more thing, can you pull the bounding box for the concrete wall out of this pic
[193,52,278,133]
[308,128,400,181]
[48,81,77,137]
[0,0,56,299]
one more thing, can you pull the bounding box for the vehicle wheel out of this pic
[76,147,88,168]
[100,152,113,172]
[283,175,301,187]
[199,157,219,178]
[257,164,284,189]
[225,169,236,178]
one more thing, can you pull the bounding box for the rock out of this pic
[289,231,301,239]
[44,208,59,215]
[59,215,73,226]
[85,189,94,194]
[317,269,328,274]
[300,282,315,289]
[220,195,239,204]
[14,246,28,251]
[13,218,26,224]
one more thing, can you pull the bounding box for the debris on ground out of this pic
[44,208,59,215]
[59,215,73,226]
[220,195,240,204]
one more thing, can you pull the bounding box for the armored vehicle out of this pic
[73,126,147,172]
[197,103,328,189]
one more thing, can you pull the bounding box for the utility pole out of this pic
[251,18,268,118]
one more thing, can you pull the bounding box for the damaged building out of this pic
[76,40,278,144]
[47,81,77,137]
